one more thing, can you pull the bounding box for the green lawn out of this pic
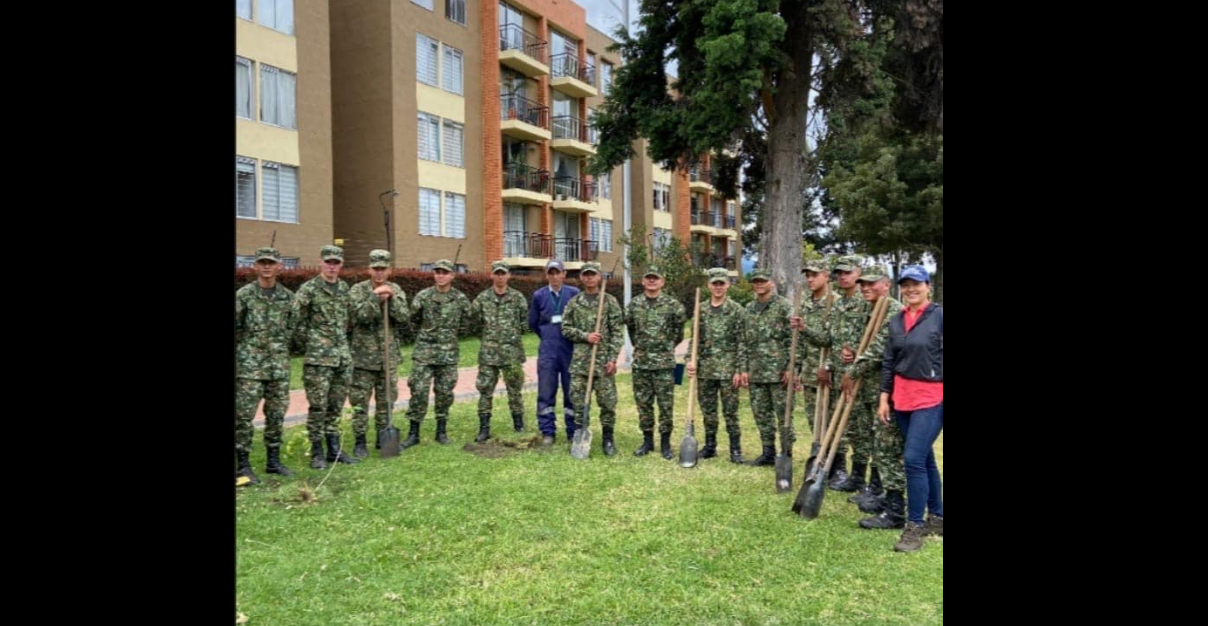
[237,375,943,625]
[290,333,543,389]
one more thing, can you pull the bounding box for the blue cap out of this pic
[897,265,930,284]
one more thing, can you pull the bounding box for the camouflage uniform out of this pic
[347,250,409,449]
[802,255,866,480]
[471,261,529,429]
[561,263,625,434]
[406,261,473,431]
[851,265,906,494]
[691,268,745,459]
[292,247,355,457]
[797,259,840,445]
[740,268,797,460]
[235,250,294,456]
[625,268,686,443]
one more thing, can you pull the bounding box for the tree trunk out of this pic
[760,1,813,301]
[933,248,943,304]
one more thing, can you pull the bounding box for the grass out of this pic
[290,333,543,390]
[238,374,943,625]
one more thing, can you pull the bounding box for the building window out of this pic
[599,172,611,200]
[236,156,257,218]
[411,0,434,10]
[417,33,439,86]
[653,182,671,212]
[236,56,254,119]
[600,61,613,95]
[442,45,464,95]
[418,112,441,162]
[257,0,294,35]
[419,188,441,235]
[445,192,466,238]
[442,120,464,168]
[653,227,670,251]
[260,65,297,129]
[590,218,614,252]
[260,162,299,223]
[237,0,252,21]
[446,0,466,25]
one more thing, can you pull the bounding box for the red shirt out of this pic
[892,303,943,411]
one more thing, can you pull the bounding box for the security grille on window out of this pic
[261,162,298,223]
[419,188,441,236]
[260,65,297,129]
[442,120,464,167]
[418,112,441,162]
[236,57,253,118]
[236,157,257,218]
[443,45,464,94]
[417,34,439,86]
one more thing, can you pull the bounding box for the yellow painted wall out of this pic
[236,18,298,73]
[236,118,300,166]
[417,84,465,124]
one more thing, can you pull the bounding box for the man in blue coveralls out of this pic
[528,259,580,447]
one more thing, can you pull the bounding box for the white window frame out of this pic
[259,161,299,223]
[236,56,254,119]
[418,112,442,162]
[411,0,434,11]
[237,0,252,21]
[236,156,257,219]
[444,192,466,239]
[257,0,294,35]
[442,44,464,95]
[260,64,297,130]
[446,0,466,25]
[417,33,439,86]
[442,120,464,168]
[418,188,442,236]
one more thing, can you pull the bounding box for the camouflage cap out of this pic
[254,247,281,263]
[580,261,601,274]
[491,260,510,274]
[750,268,772,281]
[320,245,345,261]
[707,267,730,284]
[368,249,392,268]
[643,265,664,279]
[833,255,863,272]
[857,264,889,283]
[802,258,829,274]
[432,259,455,272]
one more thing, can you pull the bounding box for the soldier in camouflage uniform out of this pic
[848,265,907,530]
[685,268,746,463]
[347,250,409,458]
[560,262,625,455]
[235,247,295,483]
[801,254,865,488]
[625,266,686,459]
[738,268,797,466]
[791,258,840,466]
[292,245,360,469]
[470,261,529,442]
[402,259,473,448]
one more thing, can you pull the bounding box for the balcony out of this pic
[550,115,596,156]
[502,163,552,205]
[689,165,714,192]
[500,95,551,142]
[553,237,599,262]
[501,232,598,265]
[725,214,736,229]
[499,24,549,77]
[550,53,598,98]
[552,176,598,213]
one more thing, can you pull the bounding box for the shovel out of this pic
[571,278,609,460]
[775,288,802,492]
[679,288,702,468]
[378,298,401,457]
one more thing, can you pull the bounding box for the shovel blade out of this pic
[775,454,792,493]
[804,441,821,476]
[379,426,401,458]
[679,433,698,468]
[798,478,827,519]
[570,427,591,460]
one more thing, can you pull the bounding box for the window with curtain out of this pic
[599,172,610,199]
[417,34,439,86]
[418,112,441,162]
[442,45,463,95]
[261,162,298,223]
[419,188,441,235]
[257,0,294,35]
[237,0,252,21]
[260,65,296,129]
[444,192,466,238]
[236,57,253,119]
[236,157,256,218]
[442,120,464,167]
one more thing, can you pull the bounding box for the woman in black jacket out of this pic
[877,266,943,552]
